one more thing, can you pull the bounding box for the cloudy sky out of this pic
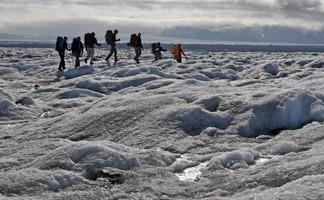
[1,0,324,41]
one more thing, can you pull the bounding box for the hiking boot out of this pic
[114,58,119,62]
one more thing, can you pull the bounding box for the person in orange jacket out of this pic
[171,43,187,63]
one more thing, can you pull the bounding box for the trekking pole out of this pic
[97,47,101,60]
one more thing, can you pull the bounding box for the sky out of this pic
[1,0,324,42]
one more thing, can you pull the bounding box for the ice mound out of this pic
[238,90,324,137]
[306,60,324,68]
[56,89,104,99]
[112,66,164,78]
[63,66,94,79]
[262,63,279,75]
[297,59,313,66]
[253,141,306,156]
[0,89,15,102]
[0,168,87,195]
[207,148,259,170]
[199,69,238,80]
[168,106,229,135]
[113,75,159,91]
[0,99,14,116]
[223,64,244,72]
[270,141,300,155]
[13,63,35,71]
[31,141,176,181]
[76,80,107,94]
[169,157,198,173]
[32,142,139,172]
[0,98,40,120]
[195,96,222,112]
[0,67,18,76]
[15,96,35,106]
[143,80,174,90]
[190,73,210,81]
[236,175,324,200]
[201,127,224,137]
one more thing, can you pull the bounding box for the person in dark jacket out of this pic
[134,33,143,64]
[72,37,84,68]
[152,42,166,62]
[56,36,69,71]
[105,29,120,62]
[85,32,101,65]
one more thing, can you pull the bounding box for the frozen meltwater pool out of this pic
[175,156,209,182]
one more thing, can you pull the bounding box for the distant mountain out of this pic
[0,33,23,40]
[160,27,324,44]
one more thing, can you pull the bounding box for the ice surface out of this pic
[1,47,324,199]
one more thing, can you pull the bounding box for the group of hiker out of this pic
[55,30,187,71]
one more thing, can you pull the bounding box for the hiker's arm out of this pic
[181,49,187,57]
[95,38,101,46]
[65,42,70,51]
[116,38,120,42]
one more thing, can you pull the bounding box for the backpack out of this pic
[71,38,81,55]
[105,30,113,45]
[55,36,64,51]
[84,33,93,47]
[127,34,137,47]
[151,43,159,53]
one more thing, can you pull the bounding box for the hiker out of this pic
[171,43,186,63]
[152,42,166,62]
[71,37,84,68]
[84,32,101,65]
[105,29,120,62]
[55,36,69,71]
[133,33,143,64]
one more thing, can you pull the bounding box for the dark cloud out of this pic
[1,0,324,39]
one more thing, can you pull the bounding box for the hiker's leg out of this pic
[75,55,80,67]
[106,46,113,60]
[60,51,65,69]
[89,48,95,64]
[58,51,64,70]
[113,46,118,61]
